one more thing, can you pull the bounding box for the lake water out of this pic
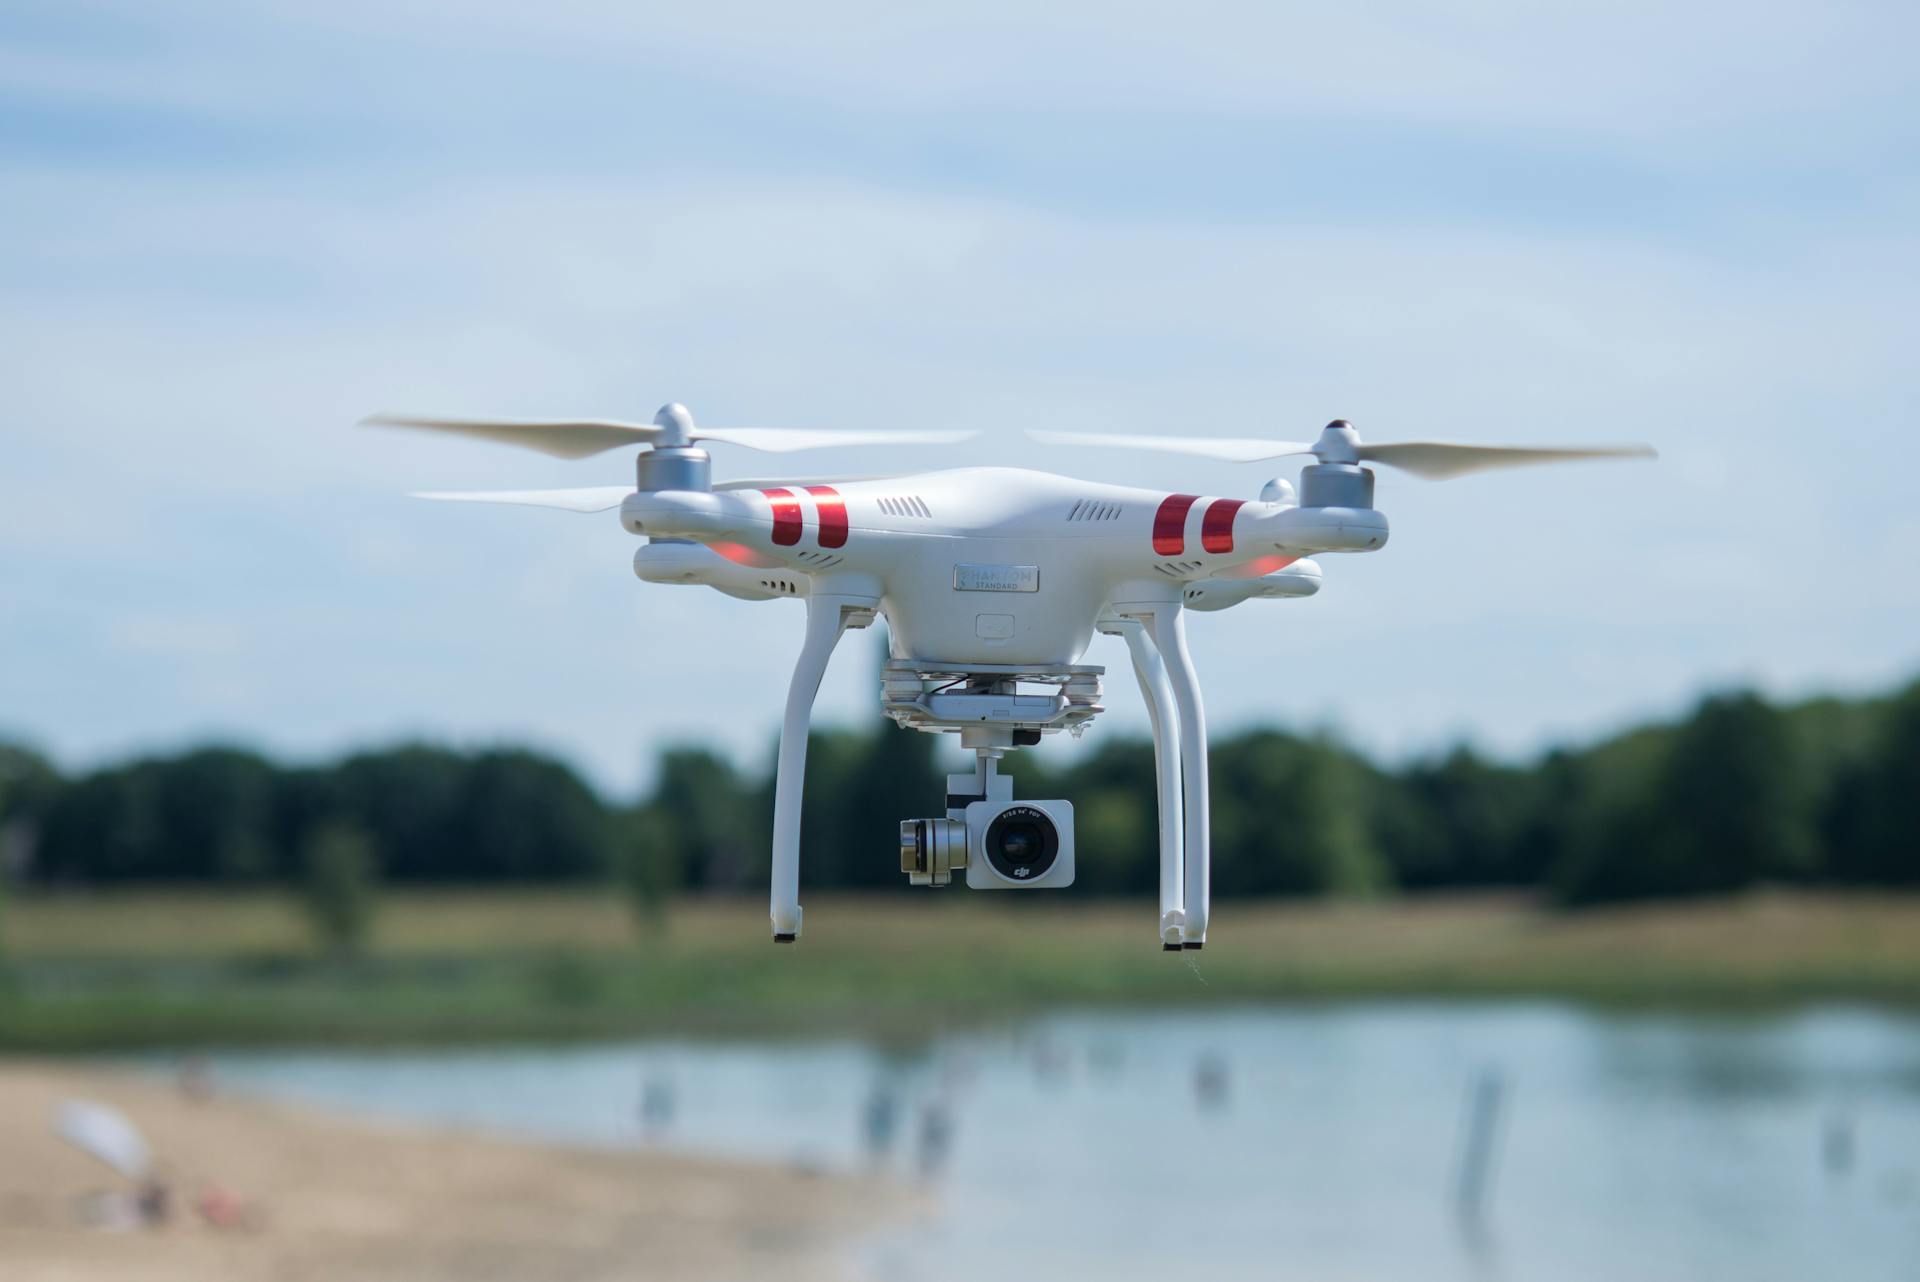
[179,1003,1920,1281]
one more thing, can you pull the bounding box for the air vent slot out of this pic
[1067,500,1123,522]
[793,551,844,567]
[758,578,801,595]
[877,496,932,518]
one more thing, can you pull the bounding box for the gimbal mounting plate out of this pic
[881,660,1104,739]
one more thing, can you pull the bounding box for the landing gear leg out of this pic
[1150,605,1210,949]
[769,594,868,941]
[1100,616,1185,950]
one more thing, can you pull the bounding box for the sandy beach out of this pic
[0,1061,897,1282]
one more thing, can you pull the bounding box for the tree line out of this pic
[1,677,1915,908]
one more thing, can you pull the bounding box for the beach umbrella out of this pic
[56,1100,152,1180]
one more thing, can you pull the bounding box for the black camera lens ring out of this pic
[982,805,1060,882]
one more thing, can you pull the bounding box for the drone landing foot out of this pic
[1162,943,1182,953]
[773,933,797,944]
[1182,941,1204,951]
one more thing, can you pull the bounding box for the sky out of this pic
[2,1,1916,796]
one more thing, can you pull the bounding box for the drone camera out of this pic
[964,798,1074,890]
[903,754,1075,890]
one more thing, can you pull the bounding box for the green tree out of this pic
[614,807,683,934]
[326,745,611,882]
[161,748,280,880]
[1668,692,1817,887]
[451,749,612,880]
[1055,740,1158,893]
[0,742,62,833]
[792,728,873,889]
[0,743,60,951]
[1072,787,1156,893]
[808,725,947,889]
[37,747,278,883]
[1554,691,1815,903]
[1211,731,1390,897]
[1826,681,1920,884]
[0,764,9,957]
[653,747,763,889]
[329,745,467,881]
[1378,747,1548,889]
[300,822,380,955]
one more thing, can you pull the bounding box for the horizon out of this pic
[8,661,1911,806]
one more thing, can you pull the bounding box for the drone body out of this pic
[622,465,1375,664]
[374,403,1652,949]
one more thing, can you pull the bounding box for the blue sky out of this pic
[2,1,1916,794]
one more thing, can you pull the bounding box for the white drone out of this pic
[369,403,1651,949]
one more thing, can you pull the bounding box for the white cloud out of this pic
[10,0,1917,165]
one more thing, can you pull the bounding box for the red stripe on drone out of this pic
[761,488,803,546]
[805,486,848,549]
[1201,499,1245,554]
[1152,493,1201,555]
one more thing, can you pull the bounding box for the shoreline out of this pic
[0,1060,901,1282]
[5,891,1920,1051]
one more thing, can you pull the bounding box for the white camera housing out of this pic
[965,798,1075,889]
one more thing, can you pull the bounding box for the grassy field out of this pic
[3,889,1919,1049]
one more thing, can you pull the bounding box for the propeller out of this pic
[365,402,973,458]
[1029,420,1655,480]
[712,476,893,492]
[410,487,633,513]
[410,476,895,513]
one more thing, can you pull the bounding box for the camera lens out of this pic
[983,805,1059,881]
[997,822,1042,862]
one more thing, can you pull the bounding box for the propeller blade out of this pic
[367,414,973,458]
[713,475,894,491]
[1356,441,1657,480]
[412,477,911,509]
[409,486,633,513]
[697,426,975,453]
[1027,430,1315,463]
[1030,426,1656,479]
[365,414,656,459]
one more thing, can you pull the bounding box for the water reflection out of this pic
[1453,1066,1508,1266]
[1823,1107,1856,1177]
[863,1081,901,1167]
[637,1067,676,1139]
[1194,1052,1230,1110]
[914,1097,954,1181]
